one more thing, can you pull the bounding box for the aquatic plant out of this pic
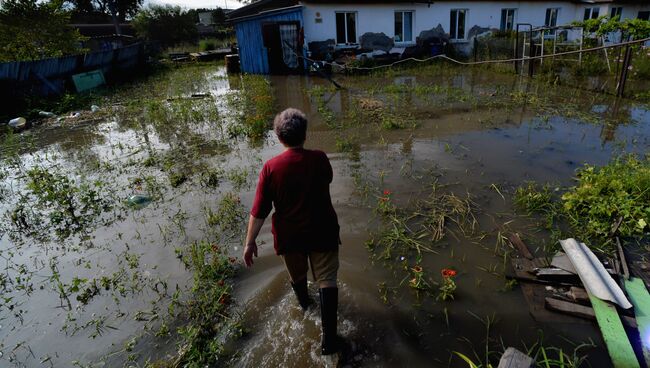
[514,155,650,253]
[437,268,457,301]
[172,240,239,366]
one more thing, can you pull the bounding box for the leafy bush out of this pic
[516,155,650,252]
[0,0,87,61]
[562,155,650,242]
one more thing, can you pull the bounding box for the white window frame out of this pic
[394,10,415,44]
[450,9,468,41]
[500,8,517,31]
[545,8,560,27]
[583,7,600,20]
[335,11,358,45]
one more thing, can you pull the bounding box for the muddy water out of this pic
[0,64,648,367]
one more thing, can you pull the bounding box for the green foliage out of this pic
[20,167,112,239]
[227,75,275,139]
[515,155,650,252]
[622,18,650,40]
[174,240,238,366]
[132,4,198,47]
[562,155,650,242]
[0,0,87,62]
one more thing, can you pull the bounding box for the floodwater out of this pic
[0,63,648,367]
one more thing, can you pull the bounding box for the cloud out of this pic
[145,0,244,10]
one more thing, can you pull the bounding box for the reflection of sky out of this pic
[145,0,243,9]
[631,105,650,124]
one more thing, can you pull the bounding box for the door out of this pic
[262,21,302,74]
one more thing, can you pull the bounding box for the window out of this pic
[336,12,357,44]
[394,11,414,42]
[639,11,650,21]
[610,7,622,19]
[583,7,600,20]
[450,9,467,40]
[545,8,559,27]
[500,8,516,31]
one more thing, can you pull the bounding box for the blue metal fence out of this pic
[233,7,304,74]
[0,43,144,96]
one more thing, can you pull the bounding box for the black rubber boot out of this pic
[319,287,339,355]
[291,278,313,310]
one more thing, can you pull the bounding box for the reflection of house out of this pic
[229,0,650,74]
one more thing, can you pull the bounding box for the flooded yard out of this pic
[0,62,648,367]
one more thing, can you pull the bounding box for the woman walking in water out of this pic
[242,108,341,355]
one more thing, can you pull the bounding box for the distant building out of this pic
[199,11,215,25]
[228,0,650,74]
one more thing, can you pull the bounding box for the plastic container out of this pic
[8,117,26,129]
[39,111,56,118]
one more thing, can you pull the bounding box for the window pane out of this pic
[583,9,590,21]
[336,13,346,44]
[639,11,650,21]
[404,12,412,41]
[592,8,599,18]
[458,10,465,39]
[551,9,558,26]
[346,12,356,43]
[450,10,457,39]
[395,12,403,42]
[501,9,507,31]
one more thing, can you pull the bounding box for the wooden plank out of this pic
[509,233,534,260]
[590,295,640,368]
[509,258,576,287]
[545,297,637,328]
[624,277,650,366]
[617,237,630,280]
[498,347,533,368]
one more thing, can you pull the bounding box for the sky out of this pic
[146,0,244,10]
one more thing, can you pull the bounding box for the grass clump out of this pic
[562,155,650,242]
[172,240,240,367]
[514,155,650,252]
[228,75,276,139]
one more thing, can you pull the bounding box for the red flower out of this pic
[383,189,391,196]
[441,268,457,278]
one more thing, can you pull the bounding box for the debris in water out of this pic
[127,194,153,209]
[39,111,56,118]
[8,117,27,129]
[91,105,100,113]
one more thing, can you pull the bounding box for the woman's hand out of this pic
[243,241,258,267]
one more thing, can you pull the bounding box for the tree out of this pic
[0,0,87,62]
[66,0,142,34]
[132,4,198,47]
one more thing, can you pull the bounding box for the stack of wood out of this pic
[506,233,650,368]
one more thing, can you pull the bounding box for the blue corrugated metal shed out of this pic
[233,6,304,74]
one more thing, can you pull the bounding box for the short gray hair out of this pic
[273,108,307,146]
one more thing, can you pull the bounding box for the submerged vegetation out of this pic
[514,155,650,253]
[0,54,648,367]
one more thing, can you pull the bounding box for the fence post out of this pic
[528,29,535,78]
[616,44,633,98]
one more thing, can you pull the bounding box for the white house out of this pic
[228,0,650,74]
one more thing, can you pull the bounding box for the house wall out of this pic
[233,7,304,74]
[301,1,649,47]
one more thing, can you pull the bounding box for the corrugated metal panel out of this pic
[0,62,20,80]
[84,50,114,69]
[234,7,303,74]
